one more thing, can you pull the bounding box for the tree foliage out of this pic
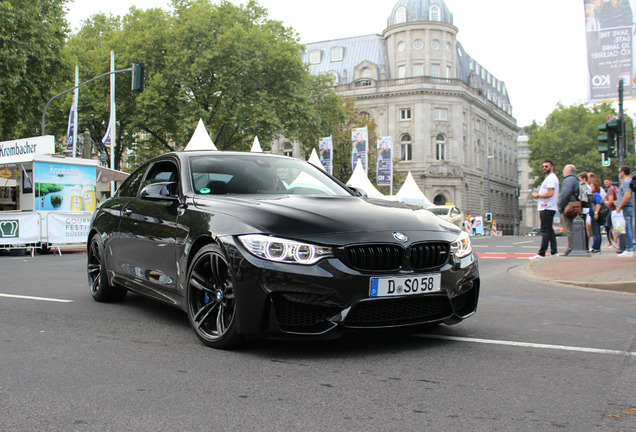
[527,102,635,185]
[0,0,69,140]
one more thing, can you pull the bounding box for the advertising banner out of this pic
[584,0,635,102]
[351,127,368,173]
[47,212,93,244]
[0,212,39,246]
[319,136,333,175]
[376,136,393,186]
[0,136,55,165]
[33,161,97,212]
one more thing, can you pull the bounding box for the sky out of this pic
[64,0,627,127]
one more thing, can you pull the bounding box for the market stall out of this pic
[0,135,127,254]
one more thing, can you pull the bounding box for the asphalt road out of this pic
[1,239,635,431]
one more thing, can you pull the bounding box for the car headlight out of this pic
[238,234,333,265]
[450,231,472,258]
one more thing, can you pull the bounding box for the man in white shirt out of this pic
[530,160,560,259]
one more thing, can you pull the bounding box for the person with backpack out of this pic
[558,164,581,256]
[530,160,559,260]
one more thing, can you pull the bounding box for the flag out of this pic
[65,97,77,153]
[102,103,116,147]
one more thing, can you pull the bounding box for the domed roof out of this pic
[387,0,453,27]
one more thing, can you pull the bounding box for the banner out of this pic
[47,212,93,244]
[102,112,113,147]
[584,0,634,102]
[351,126,368,172]
[319,136,333,175]
[376,136,393,186]
[0,136,55,164]
[33,161,97,212]
[0,212,39,246]
[65,96,77,153]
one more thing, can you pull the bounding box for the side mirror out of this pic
[140,181,179,201]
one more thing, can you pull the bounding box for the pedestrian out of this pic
[616,165,634,257]
[589,177,603,253]
[578,172,592,249]
[558,164,580,256]
[530,160,559,260]
[604,177,619,248]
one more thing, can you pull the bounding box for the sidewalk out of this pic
[515,248,636,293]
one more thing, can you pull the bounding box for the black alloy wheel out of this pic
[186,244,242,349]
[87,235,127,302]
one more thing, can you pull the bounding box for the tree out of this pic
[527,102,634,185]
[0,0,69,140]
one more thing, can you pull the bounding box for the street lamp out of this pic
[487,155,495,232]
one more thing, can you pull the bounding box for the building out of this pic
[274,0,521,233]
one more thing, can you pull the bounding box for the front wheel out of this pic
[186,244,242,349]
[87,234,127,302]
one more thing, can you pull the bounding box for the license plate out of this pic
[369,274,441,297]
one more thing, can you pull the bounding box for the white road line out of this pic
[417,334,636,357]
[513,241,534,245]
[0,293,74,303]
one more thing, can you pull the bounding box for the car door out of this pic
[118,159,181,294]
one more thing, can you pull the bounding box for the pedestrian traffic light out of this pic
[597,119,620,158]
[131,63,145,93]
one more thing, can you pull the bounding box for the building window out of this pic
[434,109,447,120]
[330,46,344,62]
[430,5,441,22]
[400,108,412,120]
[413,39,423,50]
[395,6,406,24]
[401,134,412,161]
[397,41,406,52]
[431,64,440,78]
[436,133,446,160]
[283,142,293,157]
[413,64,424,77]
[397,65,406,78]
[431,39,440,50]
[309,50,321,64]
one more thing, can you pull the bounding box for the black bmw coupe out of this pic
[87,151,479,349]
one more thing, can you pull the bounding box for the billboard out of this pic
[376,136,393,186]
[33,161,97,212]
[584,0,635,102]
[319,136,333,175]
[351,127,368,172]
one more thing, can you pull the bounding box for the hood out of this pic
[193,195,460,243]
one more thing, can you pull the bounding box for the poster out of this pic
[319,136,333,175]
[584,0,635,102]
[376,136,393,186]
[33,161,97,212]
[351,126,368,172]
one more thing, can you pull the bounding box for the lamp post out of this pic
[487,155,494,234]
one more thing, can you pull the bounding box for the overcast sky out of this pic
[65,0,625,127]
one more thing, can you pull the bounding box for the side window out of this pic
[117,166,146,198]
[142,161,179,189]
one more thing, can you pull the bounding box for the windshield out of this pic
[190,154,351,196]
[428,207,450,216]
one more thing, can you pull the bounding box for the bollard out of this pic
[569,214,590,256]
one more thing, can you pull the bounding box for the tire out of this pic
[87,235,127,302]
[186,244,242,349]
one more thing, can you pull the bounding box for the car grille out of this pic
[344,295,452,327]
[343,242,449,272]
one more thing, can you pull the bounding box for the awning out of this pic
[96,166,129,183]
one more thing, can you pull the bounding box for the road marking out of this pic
[477,252,535,259]
[0,293,73,303]
[417,334,636,357]
[513,240,534,245]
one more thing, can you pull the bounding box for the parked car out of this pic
[528,227,541,236]
[426,204,465,228]
[87,151,480,349]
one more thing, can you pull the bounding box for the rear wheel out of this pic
[186,244,242,349]
[87,235,127,302]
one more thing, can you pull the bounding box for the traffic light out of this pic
[597,119,620,158]
[485,212,492,223]
[131,63,145,93]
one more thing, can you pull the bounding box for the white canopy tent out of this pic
[307,148,324,171]
[345,160,384,199]
[250,136,263,152]
[184,119,217,151]
[393,171,433,207]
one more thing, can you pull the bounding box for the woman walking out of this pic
[589,177,603,253]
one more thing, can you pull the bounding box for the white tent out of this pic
[307,148,324,171]
[250,136,263,152]
[184,119,217,151]
[394,171,433,207]
[346,160,384,199]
